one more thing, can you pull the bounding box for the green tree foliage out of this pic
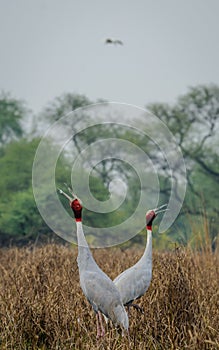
[0,139,44,237]
[0,137,115,242]
[0,138,71,238]
[0,139,38,194]
[0,92,25,145]
[0,189,44,237]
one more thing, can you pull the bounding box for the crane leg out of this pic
[127,329,131,350]
[96,313,101,339]
[98,311,105,337]
[127,303,144,315]
[96,311,105,339]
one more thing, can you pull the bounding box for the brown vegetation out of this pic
[0,244,218,349]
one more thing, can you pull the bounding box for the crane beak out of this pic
[64,183,78,198]
[58,184,82,204]
[154,203,169,215]
[58,188,74,201]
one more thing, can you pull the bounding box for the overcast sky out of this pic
[0,0,219,114]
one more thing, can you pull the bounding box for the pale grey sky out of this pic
[0,0,219,114]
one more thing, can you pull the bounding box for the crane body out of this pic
[114,229,152,306]
[58,188,129,338]
[76,220,128,328]
[113,204,167,312]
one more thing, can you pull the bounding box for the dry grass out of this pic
[0,244,218,349]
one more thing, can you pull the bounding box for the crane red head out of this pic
[70,198,83,221]
[58,186,83,222]
[146,204,168,230]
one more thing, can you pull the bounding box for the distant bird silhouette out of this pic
[113,204,168,315]
[105,38,123,45]
[58,187,129,339]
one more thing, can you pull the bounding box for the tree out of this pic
[148,85,219,183]
[147,84,219,248]
[0,189,45,237]
[43,93,92,122]
[0,138,70,239]
[0,92,26,145]
[0,138,39,195]
[36,86,219,249]
[0,136,114,242]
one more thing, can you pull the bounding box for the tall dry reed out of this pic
[0,244,218,349]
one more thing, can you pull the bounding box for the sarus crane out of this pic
[113,204,168,314]
[58,187,129,339]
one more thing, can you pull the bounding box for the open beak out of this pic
[154,203,169,215]
[58,188,74,201]
[58,184,82,203]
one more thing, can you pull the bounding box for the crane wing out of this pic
[114,265,152,306]
[80,270,122,320]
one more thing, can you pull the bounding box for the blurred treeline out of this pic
[0,85,218,249]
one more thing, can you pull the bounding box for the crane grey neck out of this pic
[140,228,152,264]
[76,221,96,271]
[76,221,89,248]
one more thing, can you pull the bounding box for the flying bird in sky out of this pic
[105,38,123,45]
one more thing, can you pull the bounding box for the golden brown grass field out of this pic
[0,244,218,350]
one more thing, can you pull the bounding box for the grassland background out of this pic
[0,244,218,350]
